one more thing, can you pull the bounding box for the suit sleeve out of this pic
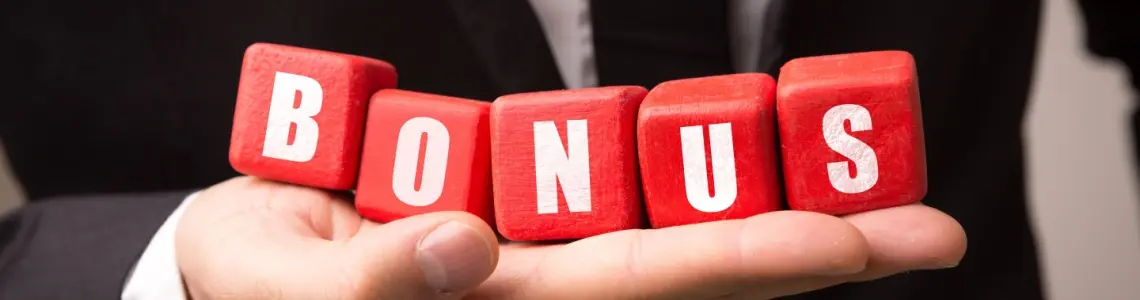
[1076,0,1140,77]
[0,191,190,299]
[1075,0,1140,185]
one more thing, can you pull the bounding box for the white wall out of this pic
[1026,0,1140,299]
[0,140,24,215]
[0,0,1138,298]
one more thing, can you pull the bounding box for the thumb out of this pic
[345,211,500,300]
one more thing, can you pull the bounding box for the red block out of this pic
[491,86,647,241]
[229,43,396,190]
[355,89,493,225]
[637,73,783,228]
[776,50,928,215]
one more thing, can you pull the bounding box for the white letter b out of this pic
[262,72,322,162]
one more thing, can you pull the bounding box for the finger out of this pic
[470,211,871,300]
[733,204,967,299]
[341,211,500,300]
[843,203,967,278]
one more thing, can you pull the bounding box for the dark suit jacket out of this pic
[1,0,1137,299]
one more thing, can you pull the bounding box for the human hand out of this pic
[176,176,498,299]
[176,176,965,300]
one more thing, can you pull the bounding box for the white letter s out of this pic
[822,104,879,194]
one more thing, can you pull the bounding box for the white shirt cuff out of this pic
[121,191,199,300]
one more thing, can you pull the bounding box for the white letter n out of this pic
[262,71,322,162]
[533,120,591,214]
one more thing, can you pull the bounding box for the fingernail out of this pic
[924,259,961,270]
[416,221,495,293]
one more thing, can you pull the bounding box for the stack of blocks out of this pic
[229,43,928,242]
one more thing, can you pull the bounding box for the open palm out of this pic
[176,177,965,300]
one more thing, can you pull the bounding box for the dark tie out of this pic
[590,0,736,88]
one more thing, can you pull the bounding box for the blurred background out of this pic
[1,0,1137,299]
[1025,0,1140,298]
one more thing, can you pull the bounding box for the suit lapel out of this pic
[446,0,567,95]
[757,0,788,75]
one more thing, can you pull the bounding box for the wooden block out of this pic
[776,50,927,215]
[637,73,783,228]
[491,86,647,241]
[355,89,493,224]
[229,43,396,190]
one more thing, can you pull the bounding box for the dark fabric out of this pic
[447,0,567,95]
[755,0,789,75]
[0,0,563,201]
[0,192,188,299]
[590,0,736,88]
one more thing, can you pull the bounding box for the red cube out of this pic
[491,86,647,241]
[229,43,396,190]
[776,50,928,215]
[355,89,493,225]
[637,73,783,228]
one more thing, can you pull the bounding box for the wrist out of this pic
[121,191,199,300]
